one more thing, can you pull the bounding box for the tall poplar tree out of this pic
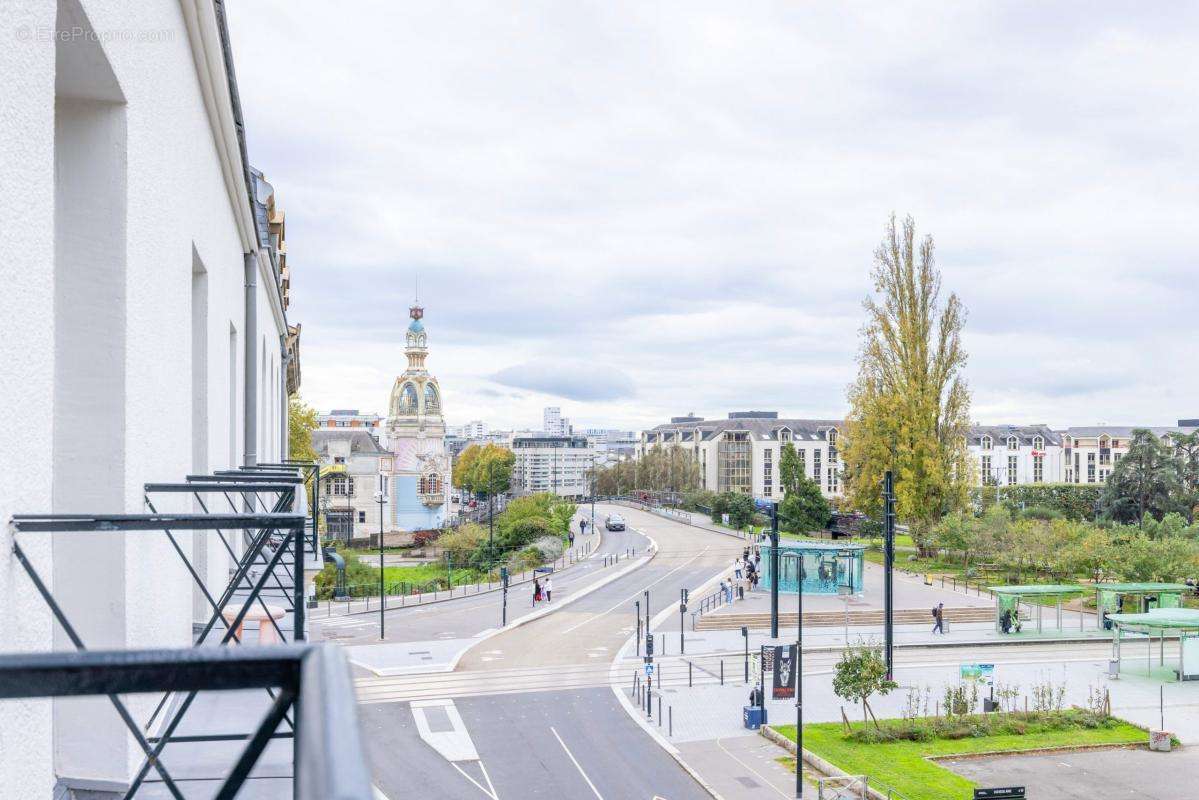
[842,215,971,549]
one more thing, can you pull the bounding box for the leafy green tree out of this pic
[1100,429,1181,525]
[592,445,701,496]
[932,512,976,567]
[550,500,577,537]
[842,215,972,552]
[711,492,755,528]
[832,644,898,729]
[1169,430,1199,522]
[288,396,319,462]
[779,442,804,495]
[779,475,831,533]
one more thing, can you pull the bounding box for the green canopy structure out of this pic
[1094,582,1188,631]
[1106,608,1199,681]
[989,584,1086,634]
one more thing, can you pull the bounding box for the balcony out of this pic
[420,491,445,507]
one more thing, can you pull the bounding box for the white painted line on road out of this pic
[558,542,704,635]
[551,726,605,800]
[411,699,479,762]
[450,761,500,800]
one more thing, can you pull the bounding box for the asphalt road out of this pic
[364,503,746,799]
[364,689,712,800]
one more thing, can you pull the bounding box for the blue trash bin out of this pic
[743,705,766,730]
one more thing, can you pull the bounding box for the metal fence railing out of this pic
[0,645,372,799]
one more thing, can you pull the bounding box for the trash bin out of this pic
[743,705,767,730]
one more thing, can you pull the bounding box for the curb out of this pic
[606,559,740,800]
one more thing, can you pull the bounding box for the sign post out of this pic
[974,788,1025,800]
[679,588,688,654]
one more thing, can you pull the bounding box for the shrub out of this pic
[711,492,755,528]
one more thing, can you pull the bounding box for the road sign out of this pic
[974,788,1025,800]
[961,663,995,685]
[645,632,654,657]
[644,663,654,678]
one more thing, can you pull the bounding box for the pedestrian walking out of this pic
[734,558,743,579]
[568,532,575,547]
[545,576,553,602]
[932,602,944,634]
[580,518,587,536]
[725,579,735,604]
[533,578,542,606]
[719,579,728,605]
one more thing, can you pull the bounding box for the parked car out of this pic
[605,514,626,531]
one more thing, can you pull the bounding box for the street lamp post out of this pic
[770,501,780,639]
[780,551,805,799]
[375,473,386,641]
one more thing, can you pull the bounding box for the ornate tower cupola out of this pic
[405,305,429,372]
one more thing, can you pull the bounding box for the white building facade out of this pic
[967,425,1065,486]
[510,435,596,498]
[0,1,291,794]
[638,412,845,500]
[313,430,391,540]
[1062,425,1197,485]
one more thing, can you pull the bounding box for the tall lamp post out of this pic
[374,473,387,640]
[780,551,805,799]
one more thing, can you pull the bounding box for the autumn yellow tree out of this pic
[842,214,971,551]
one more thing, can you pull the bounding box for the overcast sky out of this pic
[228,2,1197,433]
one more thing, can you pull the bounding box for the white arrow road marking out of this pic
[411,699,499,798]
[551,726,604,800]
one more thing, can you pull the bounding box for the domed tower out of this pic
[383,304,448,531]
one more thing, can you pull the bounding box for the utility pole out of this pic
[500,566,509,626]
[376,473,386,641]
[795,554,804,800]
[770,501,780,639]
[883,469,895,679]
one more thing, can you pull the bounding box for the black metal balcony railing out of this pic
[0,645,372,800]
[2,462,370,798]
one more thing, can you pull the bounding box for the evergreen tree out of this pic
[1101,429,1181,526]
[779,474,831,533]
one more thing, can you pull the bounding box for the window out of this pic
[797,449,806,473]
[423,383,440,414]
[813,449,822,482]
[1007,455,1017,485]
[334,456,345,464]
[763,448,773,497]
[981,455,992,484]
[1074,452,1080,483]
[1099,435,1111,465]
[331,476,348,496]
[358,511,366,523]
[828,466,838,493]
[778,428,792,442]
[1087,453,1096,483]
[419,473,441,494]
[1007,436,1018,450]
[980,435,993,450]
[1032,435,1044,451]
[1114,452,1123,464]
[718,432,752,493]
[1033,454,1044,483]
[398,382,418,414]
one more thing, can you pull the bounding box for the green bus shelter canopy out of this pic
[989,584,1086,595]
[1093,582,1189,593]
[1106,608,1199,629]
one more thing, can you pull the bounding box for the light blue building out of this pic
[759,541,865,594]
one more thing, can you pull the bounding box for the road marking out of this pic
[450,761,500,799]
[557,547,710,634]
[550,726,604,800]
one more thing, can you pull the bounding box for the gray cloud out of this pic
[490,362,636,403]
[226,2,1199,431]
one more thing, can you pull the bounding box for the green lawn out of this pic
[773,719,1145,800]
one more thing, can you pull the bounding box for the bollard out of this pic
[720,660,724,685]
[689,661,693,687]
[669,706,673,737]
[658,695,662,726]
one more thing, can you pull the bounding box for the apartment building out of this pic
[0,0,292,792]
[968,425,1065,486]
[638,412,844,500]
[510,435,596,498]
[1062,424,1198,484]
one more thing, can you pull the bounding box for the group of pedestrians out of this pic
[720,547,762,604]
[532,575,553,605]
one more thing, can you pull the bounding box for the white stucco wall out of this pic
[0,0,290,791]
[0,0,58,794]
